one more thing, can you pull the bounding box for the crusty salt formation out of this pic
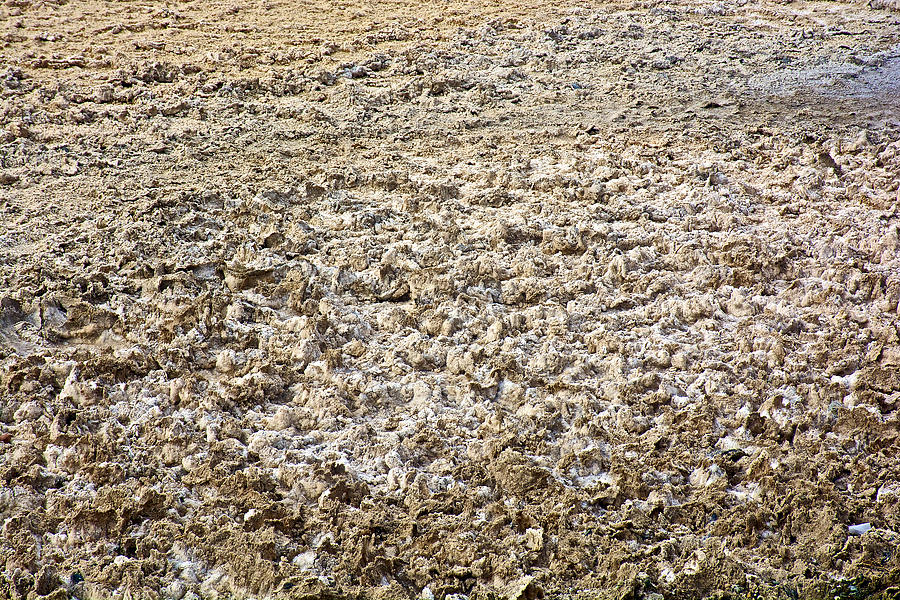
[1,0,899,598]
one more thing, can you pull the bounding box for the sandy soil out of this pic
[2,0,900,598]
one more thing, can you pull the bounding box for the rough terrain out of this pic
[2,0,900,598]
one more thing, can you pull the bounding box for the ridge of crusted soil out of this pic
[2,0,900,599]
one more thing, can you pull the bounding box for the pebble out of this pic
[848,523,872,536]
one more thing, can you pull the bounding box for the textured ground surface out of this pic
[2,0,900,598]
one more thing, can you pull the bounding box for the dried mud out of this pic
[2,0,900,599]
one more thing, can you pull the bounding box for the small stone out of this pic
[848,523,872,536]
[348,65,369,79]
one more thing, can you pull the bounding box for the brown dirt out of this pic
[2,0,900,599]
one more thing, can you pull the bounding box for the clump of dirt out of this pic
[2,0,900,599]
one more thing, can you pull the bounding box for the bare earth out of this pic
[2,0,900,598]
